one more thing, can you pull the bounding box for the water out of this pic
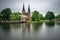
[0,22,60,40]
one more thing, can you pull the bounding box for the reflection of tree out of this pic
[32,22,43,31]
[56,22,60,25]
[2,23,10,39]
[45,22,55,28]
[10,23,21,28]
[2,23,10,31]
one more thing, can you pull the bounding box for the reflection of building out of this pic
[21,23,31,39]
[21,23,31,32]
[52,19,60,22]
[21,4,31,21]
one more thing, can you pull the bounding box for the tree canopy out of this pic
[31,10,43,21]
[0,12,2,21]
[10,12,21,21]
[1,8,12,21]
[55,14,60,19]
[45,11,55,20]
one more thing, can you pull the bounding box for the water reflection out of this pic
[2,23,11,40]
[2,23,10,31]
[26,23,30,32]
[21,23,31,40]
[56,22,60,25]
[32,22,43,31]
[21,23,31,32]
[45,22,55,28]
[0,22,60,40]
[10,23,21,28]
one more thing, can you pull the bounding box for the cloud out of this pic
[0,0,60,15]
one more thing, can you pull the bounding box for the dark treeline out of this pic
[0,8,21,21]
[0,8,60,21]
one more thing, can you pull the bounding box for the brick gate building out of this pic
[21,4,31,21]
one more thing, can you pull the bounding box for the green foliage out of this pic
[39,20,50,23]
[31,10,43,21]
[45,21,55,27]
[1,8,12,21]
[45,11,55,20]
[10,12,21,21]
[0,13,2,21]
[40,14,43,20]
[55,14,60,19]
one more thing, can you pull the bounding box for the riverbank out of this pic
[0,20,60,24]
[0,21,26,24]
[26,20,50,23]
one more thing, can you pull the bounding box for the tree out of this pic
[1,8,12,21]
[10,12,21,21]
[39,14,43,20]
[31,10,43,21]
[45,11,55,20]
[0,12,2,21]
[55,14,60,19]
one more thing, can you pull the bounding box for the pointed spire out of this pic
[28,4,30,12]
[22,3,25,11]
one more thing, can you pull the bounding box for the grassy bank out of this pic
[26,20,51,23]
[0,20,55,24]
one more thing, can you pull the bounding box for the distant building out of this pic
[21,4,31,21]
[52,19,60,22]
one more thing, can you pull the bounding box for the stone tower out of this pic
[22,4,26,21]
[27,4,31,21]
[22,4,31,21]
[22,4,25,15]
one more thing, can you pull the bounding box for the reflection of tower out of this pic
[26,23,30,32]
[21,23,31,32]
[21,23,31,40]
[22,23,26,32]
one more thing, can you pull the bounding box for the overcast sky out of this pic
[0,0,60,15]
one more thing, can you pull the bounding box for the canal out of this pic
[0,22,60,40]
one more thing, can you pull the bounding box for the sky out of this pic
[0,0,60,16]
